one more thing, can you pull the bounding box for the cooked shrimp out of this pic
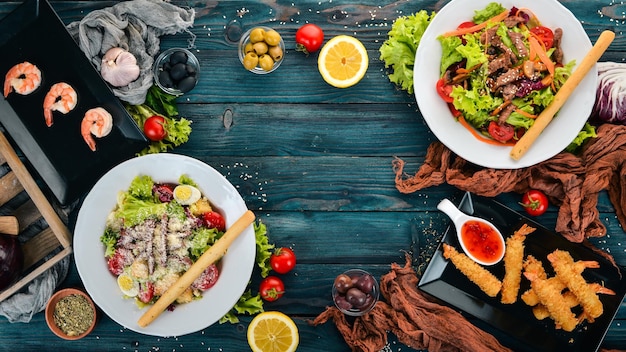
[81,107,113,151]
[43,82,77,127]
[532,291,579,320]
[3,62,42,97]
[547,250,604,319]
[521,256,600,306]
[523,271,579,332]
[501,224,535,304]
[442,243,502,297]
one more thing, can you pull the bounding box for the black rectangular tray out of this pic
[0,0,147,205]
[418,192,626,352]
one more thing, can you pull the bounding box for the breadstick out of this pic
[137,210,256,328]
[510,30,615,161]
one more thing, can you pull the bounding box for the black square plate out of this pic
[0,0,147,205]
[418,192,626,352]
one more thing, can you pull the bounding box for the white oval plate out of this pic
[74,153,256,337]
[414,0,596,169]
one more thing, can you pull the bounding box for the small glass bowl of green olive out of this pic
[238,26,284,74]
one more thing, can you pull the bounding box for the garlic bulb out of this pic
[101,47,140,87]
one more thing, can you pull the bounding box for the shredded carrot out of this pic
[515,109,537,119]
[528,36,554,76]
[457,116,516,146]
[442,10,509,37]
[491,100,512,116]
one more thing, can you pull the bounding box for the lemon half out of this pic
[317,35,368,88]
[247,311,299,352]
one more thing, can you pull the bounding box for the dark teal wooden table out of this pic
[0,0,625,351]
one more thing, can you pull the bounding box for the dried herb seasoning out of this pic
[53,294,94,337]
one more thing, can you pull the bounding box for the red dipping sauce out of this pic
[460,220,504,264]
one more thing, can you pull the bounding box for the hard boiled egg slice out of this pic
[173,184,201,205]
[117,273,139,297]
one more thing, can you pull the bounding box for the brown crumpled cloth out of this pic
[393,123,626,243]
[312,255,512,352]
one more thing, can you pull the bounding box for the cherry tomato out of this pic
[436,78,454,103]
[192,264,219,290]
[144,115,167,142]
[520,190,549,216]
[295,23,324,54]
[270,247,296,274]
[487,121,515,143]
[457,21,476,30]
[530,26,554,48]
[107,249,126,276]
[138,281,154,303]
[447,103,462,117]
[259,276,285,302]
[203,211,226,232]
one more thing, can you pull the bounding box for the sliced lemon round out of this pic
[317,35,368,88]
[247,311,299,352]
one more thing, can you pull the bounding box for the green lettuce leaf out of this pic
[565,122,597,154]
[379,10,435,93]
[188,227,221,261]
[472,2,506,23]
[219,290,264,324]
[114,192,167,228]
[100,228,120,258]
[254,220,275,278]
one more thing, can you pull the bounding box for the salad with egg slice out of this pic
[100,174,226,307]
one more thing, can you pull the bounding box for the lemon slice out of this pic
[317,35,368,88]
[247,311,299,352]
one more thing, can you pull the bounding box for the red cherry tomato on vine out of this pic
[295,23,324,54]
[487,121,515,143]
[144,115,167,142]
[259,276,285,302]
[436,78,454,103]
[530,26,554,48]
[520,190,549,216]
[270,247,296,274]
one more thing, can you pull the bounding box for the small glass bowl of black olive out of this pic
[332,269,379,316]
[153,48,200,96]
[238,26,285,74]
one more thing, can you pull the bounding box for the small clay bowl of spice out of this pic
[45,288,97,340]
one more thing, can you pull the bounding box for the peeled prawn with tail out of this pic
[43,82,78,127]
[81,107,113,151]
[4,62,42,97]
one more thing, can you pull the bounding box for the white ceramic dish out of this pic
[413,0,596,169]
[74,153,256,337]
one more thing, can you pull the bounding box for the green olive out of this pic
[243,52,259,70]
[252,42,269,55]
[244,42,254,54]
[258,54,275,71]
[268,45,283,61]
[264,30,282,46]
[249,28,266,43]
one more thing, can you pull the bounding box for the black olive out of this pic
[169,63,188,82]
[169,50,188,65]
[158,71,174,88]
[185,64,197,76]
[177,76,197,93]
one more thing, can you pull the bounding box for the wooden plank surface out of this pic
[0,0,624,351]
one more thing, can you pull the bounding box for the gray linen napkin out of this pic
[66,0,196,105]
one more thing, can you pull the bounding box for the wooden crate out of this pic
[0,130,72,302]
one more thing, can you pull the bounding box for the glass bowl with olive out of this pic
[238,26,285,74]
[332,269,379,316]
[153,47,200,96]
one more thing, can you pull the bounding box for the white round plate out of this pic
[74,153,256,337]
[414,0,596,169]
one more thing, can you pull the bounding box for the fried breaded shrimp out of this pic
[442,243,502,297]
[3,61,41,97]
[547,250,604,319]
[501,224,535,304]
[521,256,600,306]
[524,271,579,332]
[532,291,579,320]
